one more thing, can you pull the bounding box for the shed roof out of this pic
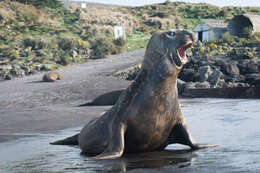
[203,19,227,28]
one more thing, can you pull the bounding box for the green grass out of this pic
[125,30,151,51]
[182,18,204,30]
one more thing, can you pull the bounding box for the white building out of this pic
[193,19,227,42]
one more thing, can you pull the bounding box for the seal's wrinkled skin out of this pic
[51,30,217,160]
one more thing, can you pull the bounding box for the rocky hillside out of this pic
[0,1,129,80]
[0,0,260,81]
[114,33,260,90]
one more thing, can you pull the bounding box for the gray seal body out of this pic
[51,30,217,160]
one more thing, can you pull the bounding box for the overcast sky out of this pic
[79,0,260,7]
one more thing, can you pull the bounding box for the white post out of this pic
[114,26,126,40]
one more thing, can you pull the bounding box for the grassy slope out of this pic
[0,1,260,80]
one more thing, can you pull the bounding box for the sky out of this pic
[77,0,260,7]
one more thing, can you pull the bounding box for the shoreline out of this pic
[1,49,259,144]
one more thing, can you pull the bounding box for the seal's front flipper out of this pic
[88,124,125,160]
[168,124,218,150]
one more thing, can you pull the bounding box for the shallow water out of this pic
[0,98,260,173]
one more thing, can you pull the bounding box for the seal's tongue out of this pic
[177,43,192,59]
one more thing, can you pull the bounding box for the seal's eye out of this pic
[165,31,175,39]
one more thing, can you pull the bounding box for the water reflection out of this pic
[0,99,260,173]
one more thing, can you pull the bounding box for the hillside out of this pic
[0,0,260,81]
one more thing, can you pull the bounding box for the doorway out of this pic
[198,31,203,42]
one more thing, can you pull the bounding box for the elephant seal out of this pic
[51,29,217,160]
[78,90,123,106]
[42,72,64,82]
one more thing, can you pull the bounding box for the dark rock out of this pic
[245,73,260,86]
[223,74,244,83]
[198,65,212,82]
[216,79,228,88]
[30,69,38,75]
[36,65,44,71]
[215,59,239,76]
[226,82,250,88]
[184,82,196,89]
[179,68,200,82]
[5,74,12,80]
[177,79,186,95]
[195,81,211,88]
[237,60,259,75]
[208,69,223,87]
[214,59,227,72]
[227,63,240,76]
[10,65,25,78]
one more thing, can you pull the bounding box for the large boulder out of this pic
[207,69,223,87]
[179,68,200,82]
[215,59,239,76]
[237,60,259,75]
[198,65,212,82]
[245,73,260,86]
[10,64,25,78]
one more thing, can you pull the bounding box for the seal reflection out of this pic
[77,149,196,172]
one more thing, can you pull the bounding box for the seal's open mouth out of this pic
[171,41,193,68]
[177,41,193,62]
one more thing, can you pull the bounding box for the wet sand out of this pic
[0,99,260,173]
[0,50,143,142]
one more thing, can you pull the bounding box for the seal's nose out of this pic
[182,30,196,42]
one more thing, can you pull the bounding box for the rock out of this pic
[184,82,196,89]
[35,64,44,71]
[207,69,223,87]
[72,50,78,58]
[215,59,239,76]
[5,74,12,80]
[195,81,211,88]
[177,79,186,95]
[237,60,259,75]
[245,73,260,86]
[10,65,25,78]
[179,68,200,82]
[216,79,227,88]
[227,63,240,76]
[30,69,38,75]
[226,82,250,88]
[198,65,212,82]
[42,72,64,82]
[223,74,244,83]
[20,65,32,75]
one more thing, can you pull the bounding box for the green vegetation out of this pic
[0,0,260,80]
[125,30,151,51]
[190,32,260,61]
[12,0,62,8]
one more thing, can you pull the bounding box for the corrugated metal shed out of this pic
[193,19,227,42]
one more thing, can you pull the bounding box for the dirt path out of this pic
[0,50,144,142]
